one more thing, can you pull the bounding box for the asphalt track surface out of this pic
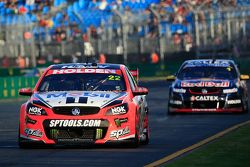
[0,80,250,167]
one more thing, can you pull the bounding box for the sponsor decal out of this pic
[185,60,230,67]
[191,96,219,101]
[61,65,109,69]
[223,88,238,94]
[106,103,128,115]
[182,81,229,88]
[25,128,43,138]
[173,88,186,93]
[110,126,130,139]
[49,120,101,127]
[108,75,121,81]
[50,129,58,139]
[96,129,103,139]
[111,106,126,115]
[25,116,37,124]
[26,103,47,115]
[28,106,42,115]
[181,81,229,88]
[169,100,182,105]
[227,99,241,104]
[114,118,128,127]
[192,108,217,112]
[57,139,93,142]
[47,69,120,76]
[47,92,110,99]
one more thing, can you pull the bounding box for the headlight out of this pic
[26,103,47,115]
[223,88,238,94]
[173,88,186,93]
[106,103,128,115]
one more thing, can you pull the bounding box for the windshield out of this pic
[37,72,126,92]
[177,66,237,80]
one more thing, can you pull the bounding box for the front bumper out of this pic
[20,114,136,145]
[168,92,244,113]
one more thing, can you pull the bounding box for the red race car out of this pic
[18,63,149,147]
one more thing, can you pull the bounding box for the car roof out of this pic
[182,59,236,67]
[50,63,123,70]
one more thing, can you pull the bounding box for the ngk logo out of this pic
[111,106,126,115]
[28,107,42,115]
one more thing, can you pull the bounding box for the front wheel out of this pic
[243,98,249,113]
[18,126,28,148]
[127,132,139,148]
[167,103,175,115]
[18,124,35,149]
[140,112,149,145]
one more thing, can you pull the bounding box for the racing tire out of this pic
[167,104,175,115]
[140,113,149,145]
[18,137,30,149]
[130,133,139,148]
[18,125,34,149]
[18,127,28,149]
[243,98,249,113]
[140,130,149,145]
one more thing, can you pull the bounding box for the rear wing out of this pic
[130,68,139,83]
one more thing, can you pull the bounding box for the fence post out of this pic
[227,12,232,43]
[202,20,207,46]
[242,10,246,37]
[112,9,128,64]
[194,11,200,57]
[122,20,128,64]
[150,7,164,67]
[194,12,200,47]
[210,11,214,39]
[61,41,65,57]
[30,24,37,67]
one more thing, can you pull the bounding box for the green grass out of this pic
[166,123,250,167]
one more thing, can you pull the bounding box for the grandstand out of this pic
[0,0,250,67]
[0,0,240,40]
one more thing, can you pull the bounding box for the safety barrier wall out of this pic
[0,63,179,100]
[0,77,38,99]
[1,57,250,100]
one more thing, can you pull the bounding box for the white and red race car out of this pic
[18,63,149,147]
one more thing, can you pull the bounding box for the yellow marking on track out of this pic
[145,120,250,167]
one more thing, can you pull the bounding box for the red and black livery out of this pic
[167,59,249,114]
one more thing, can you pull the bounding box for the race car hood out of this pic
[174,79,236,88]
[32,91,127,108]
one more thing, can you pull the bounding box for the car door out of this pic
[125,68,147,136]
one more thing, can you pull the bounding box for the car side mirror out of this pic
[166,75,176,81]
[240,74,249,80]
[19,88,33,96]
[133,87,148,96]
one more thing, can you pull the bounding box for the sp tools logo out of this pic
[25,128,43,138]
[110,126,130,139]
[49,120,102,127]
